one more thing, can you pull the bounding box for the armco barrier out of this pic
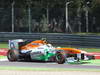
[1,32,100,48]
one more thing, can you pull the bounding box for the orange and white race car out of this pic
[7,39,94,64]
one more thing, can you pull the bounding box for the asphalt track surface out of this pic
[0,60,100,70]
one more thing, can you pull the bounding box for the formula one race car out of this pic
[7,39,94,64]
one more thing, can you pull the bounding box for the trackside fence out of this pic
[0,32,100,48]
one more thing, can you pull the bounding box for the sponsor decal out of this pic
[32,43,39,45]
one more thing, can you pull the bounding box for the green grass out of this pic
[0,43,8,48]
[0,66,100,72]
[0,56,6,59]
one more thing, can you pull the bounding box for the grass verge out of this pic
[0,66,100,72]
[0,43,8,48]
[0,56,6,59]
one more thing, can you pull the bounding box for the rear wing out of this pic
[8,39,24,50]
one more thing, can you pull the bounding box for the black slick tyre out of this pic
[55,52,66,64]
[7,50,19,62]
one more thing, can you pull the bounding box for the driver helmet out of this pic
[41,38,48,44]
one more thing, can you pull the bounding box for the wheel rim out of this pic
[7,50,16,61]
[8,52,14,59]
[56,53,63,62]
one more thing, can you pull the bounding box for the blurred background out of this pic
[0,0,100,33]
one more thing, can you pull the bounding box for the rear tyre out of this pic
[55,52,66,64]
[7,50,19,62]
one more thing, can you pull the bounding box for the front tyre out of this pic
[7,50,19,62]
[55,52,66,64]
